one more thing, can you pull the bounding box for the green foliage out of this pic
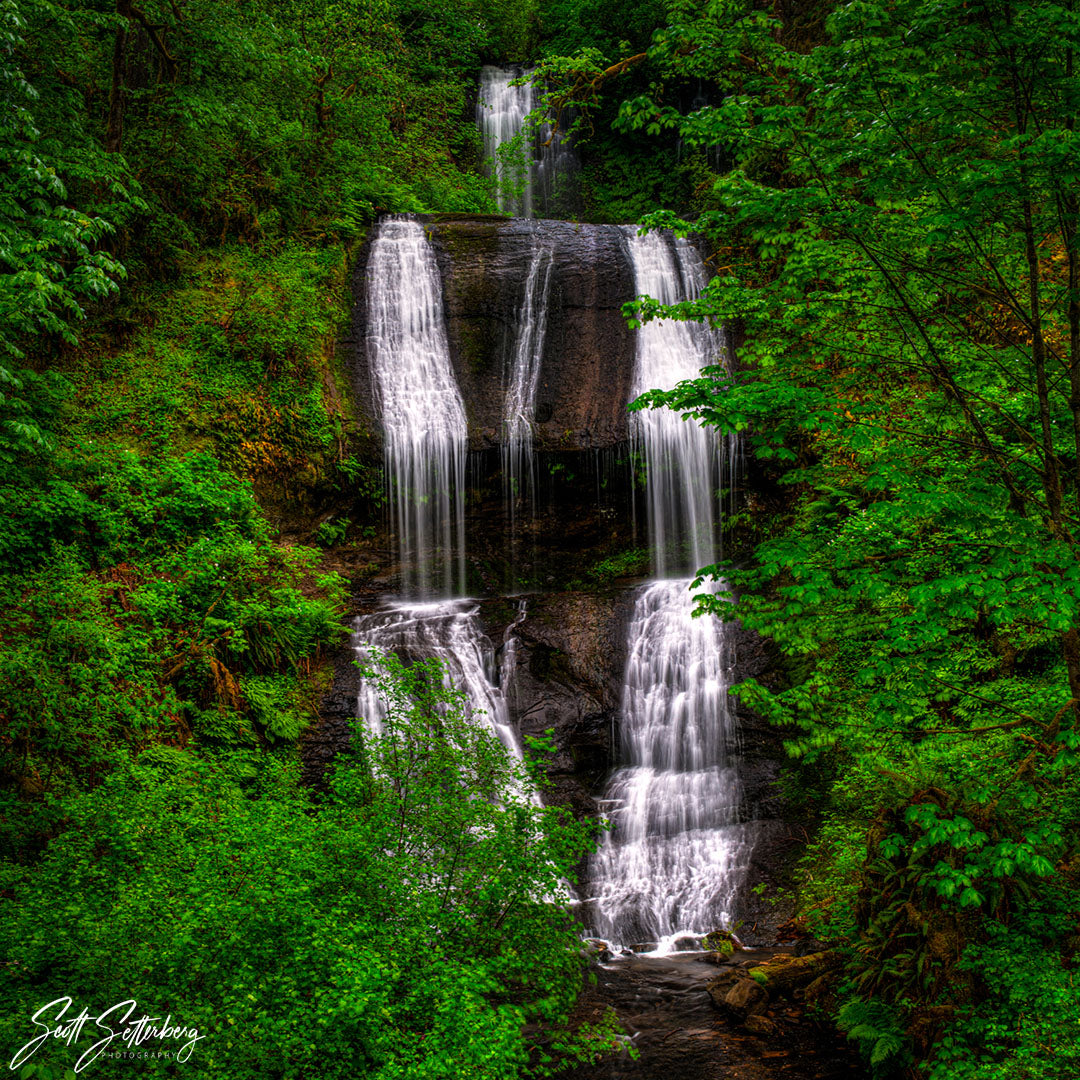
[315,515,352,547]
[586,546,650,582]
[0,654,612,1079]
[577,140,706,224]
[838,999,912,1078]
[0,446,345,857]
[68,245,351,491]
[929,914,1080,1080]
[0,0,133,455]
[538,0,665,57]
[617,0,1080,1072]
[65,0,511,243]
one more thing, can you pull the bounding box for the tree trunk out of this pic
[106,22,127,153]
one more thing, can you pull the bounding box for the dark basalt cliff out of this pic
[347,215,639,452]
[484,590,635,816]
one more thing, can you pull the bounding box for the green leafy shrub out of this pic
[0,654,613,1080]
[0,447,344,857]
[930,916,1080,1080]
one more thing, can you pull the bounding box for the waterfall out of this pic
[478,66,534,217]
[502,231,554,528]
[353,601,518,750]
[625,226,724,576]
[366,217,467,598]
[587,229,748,951]
[589,579,747,944]
[352,599,532,798]
[357,218,536,798]
[477,67,576,217]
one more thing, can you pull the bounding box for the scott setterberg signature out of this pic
[10,997,206,1072]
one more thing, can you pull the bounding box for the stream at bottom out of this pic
[560,950,860,1080]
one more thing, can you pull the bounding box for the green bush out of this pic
[0,654,613,1080]
[0,448,344,858]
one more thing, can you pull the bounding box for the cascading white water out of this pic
[625,226,724,575]
[502,233,554,525]
[358,218,534,809]
[589,579,748,944]
[353,601,515,747]
[352,599,533,799]
[587,228,748,951]
[477,67,575,217]
[366,217,467,598]
[478,66,534,217]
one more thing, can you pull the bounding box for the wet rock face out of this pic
[431,217,638,450]
[349,216,639,453]
[480,589,635,816]
[303,638,362,789]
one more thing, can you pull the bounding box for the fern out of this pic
[838,999,912,1078]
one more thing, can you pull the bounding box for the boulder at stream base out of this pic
[705,969,769,1020]
[701,929,742,956]
[748,952,842,998]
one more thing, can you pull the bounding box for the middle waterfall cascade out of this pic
[585,228,750,950]
[502,232,554,526]
[625,226,725,576]
[366,217,467,598]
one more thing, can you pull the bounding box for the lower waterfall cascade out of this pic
[585,578,749,948]
[352,599,526,770]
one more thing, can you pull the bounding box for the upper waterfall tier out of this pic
[478,66,535,217]
[476,66,578,218]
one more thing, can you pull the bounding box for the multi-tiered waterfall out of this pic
[585,228,750,950]
[354,210,751,952]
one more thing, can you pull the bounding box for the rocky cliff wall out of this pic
[433,216,639,449]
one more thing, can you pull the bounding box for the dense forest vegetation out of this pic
[3,0,1079,1076]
